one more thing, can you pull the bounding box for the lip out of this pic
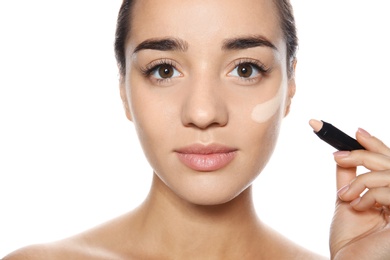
[175,144,237,172]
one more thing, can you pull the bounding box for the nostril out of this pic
[181,105,228,129]
[180,82,229,129]
[186,120,227,130]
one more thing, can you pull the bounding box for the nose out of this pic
[181,77,228,129]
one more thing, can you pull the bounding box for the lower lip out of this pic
[176,152,237,172]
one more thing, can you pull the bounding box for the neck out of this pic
[133,174,264,257]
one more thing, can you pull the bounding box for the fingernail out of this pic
[350,197,361,207]
[358,128,371,138]
[333,151,351,158]
[337,184,350,196]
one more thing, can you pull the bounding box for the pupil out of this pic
[159,65,173,78]
[238,64,252,78]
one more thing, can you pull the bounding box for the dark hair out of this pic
[114,0,298,78]
[114,0,134,79]
[272,0,298,77]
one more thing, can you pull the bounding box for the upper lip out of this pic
[174,143,237,154]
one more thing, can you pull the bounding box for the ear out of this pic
[284,59,297,117]
[120,79,133,121]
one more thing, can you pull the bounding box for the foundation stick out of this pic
[309,119,365,151]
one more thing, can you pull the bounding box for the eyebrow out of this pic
[222,36,278,51]
[133,37,189,54]
[132,35,277,55]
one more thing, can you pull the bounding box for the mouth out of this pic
[174,144,237,172]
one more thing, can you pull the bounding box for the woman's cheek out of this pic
[251,84,285,124]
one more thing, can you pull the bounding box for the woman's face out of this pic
[121,0,295,205]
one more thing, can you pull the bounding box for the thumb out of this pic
[336,165,356,191]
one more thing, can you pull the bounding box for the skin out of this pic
[123,0,292,207]
[4,0,390,259]
[251,81,285,123]
[331,129,390,259]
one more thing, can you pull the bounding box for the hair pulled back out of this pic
[114,0,298,78]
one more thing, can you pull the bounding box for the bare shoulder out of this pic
[269,239,329,260]
[276,235,329,260]
[3,244,56,260]
[3,212,137,260]
[259,224,329,260]
[294,248,329,260]
[2,237,124,260]
[3,238,120,260]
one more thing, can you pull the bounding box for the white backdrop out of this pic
[1,1,389,257]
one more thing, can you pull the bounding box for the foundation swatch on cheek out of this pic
[251,85,285,123]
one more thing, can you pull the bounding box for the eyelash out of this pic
[230,59,270,81]
[140,59,179,83]
[140,58,270,84]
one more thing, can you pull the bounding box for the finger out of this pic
[333,150,390,171]
[336,164,356,191]
[350,187,390,211]
[356,128,390,157]
[338,170,390,201]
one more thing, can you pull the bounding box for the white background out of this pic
[1,0,389,258]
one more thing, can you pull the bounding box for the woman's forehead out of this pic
[129,0,284,49]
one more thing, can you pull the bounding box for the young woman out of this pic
[4,0,390,259]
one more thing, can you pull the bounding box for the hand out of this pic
[330,128,390,259]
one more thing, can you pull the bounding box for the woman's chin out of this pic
[172,182,250,206]
[154,167,256,206]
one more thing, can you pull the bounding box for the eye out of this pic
[141,60,182,82]
[151,64,181,79]
[228,62,262,79]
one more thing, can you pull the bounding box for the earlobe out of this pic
[120,81,133,121]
